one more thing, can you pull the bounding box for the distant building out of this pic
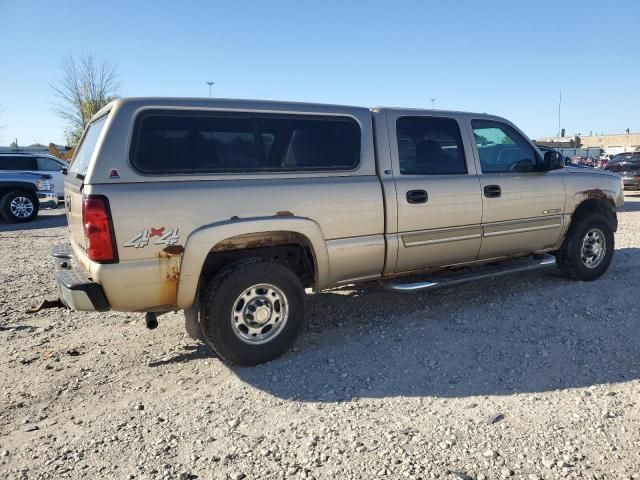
[535,137,577,148]
[535,132,640,155]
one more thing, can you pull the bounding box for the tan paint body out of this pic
[64,98,624,312]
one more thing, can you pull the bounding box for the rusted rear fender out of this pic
[176,216,329,309]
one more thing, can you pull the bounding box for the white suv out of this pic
[0,153,67,199]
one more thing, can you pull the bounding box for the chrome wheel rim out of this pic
[10,196,34,218]
[580,228,606,269]
[231,283,289,345]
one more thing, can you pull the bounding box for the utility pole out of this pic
[206,81,215,98]
[558,90,562,137]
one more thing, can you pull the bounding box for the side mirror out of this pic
[61,167,68,175]
[543,151,564,171]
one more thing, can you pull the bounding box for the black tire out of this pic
[555,212,614,281]
[0,191,39,223]
[200,258,306,366]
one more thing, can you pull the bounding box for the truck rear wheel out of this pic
[0,191,39,223]
[555,212,614,281]
[200,258,306,366]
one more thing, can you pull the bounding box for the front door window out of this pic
[472,120,539,173]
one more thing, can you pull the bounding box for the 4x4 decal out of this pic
[123,227,180,248]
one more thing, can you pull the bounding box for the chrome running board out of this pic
[385,254,556,293]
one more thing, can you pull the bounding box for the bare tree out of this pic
[51,54,120,145]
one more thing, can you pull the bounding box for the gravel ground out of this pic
[1,194,640,480]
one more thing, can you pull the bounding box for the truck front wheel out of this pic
[555,212,614,281]
[199,258,306,366]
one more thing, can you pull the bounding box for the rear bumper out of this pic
[38,190,59,209]
[52,244,109,311]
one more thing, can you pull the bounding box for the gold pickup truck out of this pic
[50,98,624,365]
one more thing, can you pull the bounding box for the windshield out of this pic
[68,115,108,176]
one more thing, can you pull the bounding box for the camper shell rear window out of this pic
[69,114,109,177]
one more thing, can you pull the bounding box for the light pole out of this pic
[206,81,215,98]
[558,90,562,137]
[430,98,436,109]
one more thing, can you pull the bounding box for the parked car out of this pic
[604,152,640,189]
[49,97,623,365]
[0,170,58,222]
[0,153,68,199]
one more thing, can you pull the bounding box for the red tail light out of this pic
[82,195,118,263]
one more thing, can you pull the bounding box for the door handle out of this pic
[483,185,502,198]
[406,189,428,204]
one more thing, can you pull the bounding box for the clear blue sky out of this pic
[1,0,638,145]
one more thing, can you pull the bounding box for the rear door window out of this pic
[37,157,63,171]
[396,116,467,175]
[69,115,108,176]
[0,156,38,170]
[130,110,361,173]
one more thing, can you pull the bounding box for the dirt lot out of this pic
[1,194,639,480]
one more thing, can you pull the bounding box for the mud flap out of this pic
[184,305,206,342]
